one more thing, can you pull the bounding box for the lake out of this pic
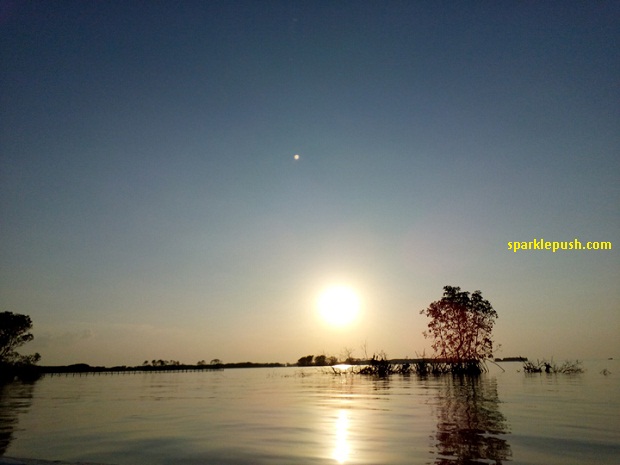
[1,360,618,464]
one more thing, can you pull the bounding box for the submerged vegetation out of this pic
[326,353,489,378]
[354,354,458,377]
[522,359,584,374]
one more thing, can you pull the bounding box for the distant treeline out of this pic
[39,363,221,374]
[494,356,528,362]
[37,361,289,375]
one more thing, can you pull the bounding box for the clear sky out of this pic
[1,1,618,366]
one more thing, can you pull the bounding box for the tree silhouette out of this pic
[421,286,497,371]
[297,355,314,366]
[0,312,40,366]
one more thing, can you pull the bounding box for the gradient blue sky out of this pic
[1,1,618,366]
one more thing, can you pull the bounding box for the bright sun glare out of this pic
[317,286,360,327]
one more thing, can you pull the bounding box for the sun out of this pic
[317,286,360,327]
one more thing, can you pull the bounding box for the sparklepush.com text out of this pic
[507,238,612,253]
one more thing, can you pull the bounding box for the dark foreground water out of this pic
[1,360,618,464]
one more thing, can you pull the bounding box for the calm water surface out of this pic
[1,360,618,464]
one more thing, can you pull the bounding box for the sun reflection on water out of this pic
[333,409,350,463]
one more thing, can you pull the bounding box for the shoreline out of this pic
[0,458,114,465]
